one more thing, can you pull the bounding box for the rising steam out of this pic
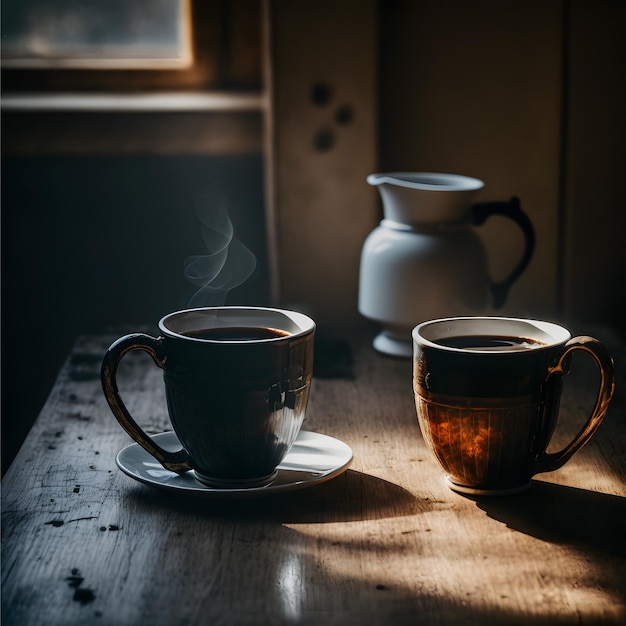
[184,189,256,307]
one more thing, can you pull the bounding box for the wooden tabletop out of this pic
[2,331,625,625]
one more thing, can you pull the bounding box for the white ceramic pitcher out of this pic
[358,172,535,357]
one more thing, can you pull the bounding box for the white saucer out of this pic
[116,430,353,498]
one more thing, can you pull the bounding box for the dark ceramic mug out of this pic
[412,317,615,495]
[101,307,315,488]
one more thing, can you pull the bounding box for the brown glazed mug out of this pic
[101,307,315,488]
[412,317,615,495]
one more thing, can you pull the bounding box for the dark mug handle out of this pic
[471,196,536,308]
[101,333,193,474]
[534,336,615,475]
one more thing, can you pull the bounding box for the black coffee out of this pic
[182,327,291,341]
[437,335,546,351]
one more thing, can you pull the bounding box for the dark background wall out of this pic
[377,0,625,331]
[1,154,268,472]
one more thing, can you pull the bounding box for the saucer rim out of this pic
[115,430,353,498]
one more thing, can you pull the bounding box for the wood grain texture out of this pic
[270,0,378,329]
[2,333,625,625]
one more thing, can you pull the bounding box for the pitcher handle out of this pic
[534,336,615,474]
[101,333,193,474]
[472,196,535,308]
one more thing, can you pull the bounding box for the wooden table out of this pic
[2,331,625,625]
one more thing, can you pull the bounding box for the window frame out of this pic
[1,0,261,93]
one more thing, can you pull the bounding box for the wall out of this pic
[1,154,268,472]
[565,0,625,329]
[377,0,625,331]
[379,0,562,321]
[1,0,268,473]
[271,0,625,336]
[270,0,378,333]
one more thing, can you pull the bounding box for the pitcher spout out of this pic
[367,172,484,225]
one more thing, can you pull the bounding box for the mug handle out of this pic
[534,336,615,475]
[101,333,193,474]
[471,196,536,308]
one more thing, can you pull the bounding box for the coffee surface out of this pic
[182,326,291,341]
[436,335,546,351]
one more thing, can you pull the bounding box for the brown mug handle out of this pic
[101,333,193,474]
[534,336,615,475]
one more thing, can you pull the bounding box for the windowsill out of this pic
[1,91,266,155]
[1,91,266,113]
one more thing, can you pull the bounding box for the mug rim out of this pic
[159,306,316,343]
[412,316,571,353]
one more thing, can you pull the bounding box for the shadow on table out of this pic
[125,469,443,523]
[473,480,626,559]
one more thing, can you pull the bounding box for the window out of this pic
[2,0,192,70]
[1,0,264,155]
[1,0,261,93]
